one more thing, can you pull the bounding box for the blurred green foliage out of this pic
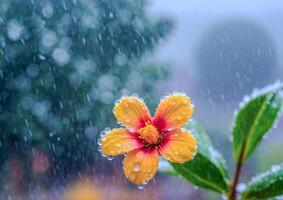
[0,0,172,178]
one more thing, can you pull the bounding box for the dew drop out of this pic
[221,194,228,200]
[271,164,280,173]
[104,127,111,132]
[143,180,149,185]
[106,156,114,161]
[97,137,102,146]
[193,186,199,190]
[237,183,246,192]
[137,184,144,190]
[128,127,135,132]
[133,162,141,172]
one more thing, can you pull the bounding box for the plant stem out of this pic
[229,141,246,200]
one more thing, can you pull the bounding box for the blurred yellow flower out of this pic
[64,180,101,200]
[100,94,197,185]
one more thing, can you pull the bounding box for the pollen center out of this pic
[138,124,160,145]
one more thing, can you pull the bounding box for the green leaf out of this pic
[163,120,229,193]
[242,163,283,200]
[232,83,283,163]
[171,153,228,193]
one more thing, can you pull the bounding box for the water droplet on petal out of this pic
[133,162,141,172]
[106,156,114,161]
[128,127,135,132]
[137,184,144,190]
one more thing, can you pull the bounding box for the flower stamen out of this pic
[138,124,160,145]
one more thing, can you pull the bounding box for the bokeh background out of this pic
[0,0,283,199]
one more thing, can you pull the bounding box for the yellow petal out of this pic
[101,128,143,156]
[113,96,151,131]
[123,148,159,185]
[159,128,197,163]
[153,94,194,132]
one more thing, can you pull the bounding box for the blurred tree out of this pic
[0,0,172,183]
[196,20,276,102]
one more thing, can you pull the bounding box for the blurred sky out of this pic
[147,0,283,91]
[149,0,283,13]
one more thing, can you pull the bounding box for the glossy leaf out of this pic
[242,164,283,200]
[163,120,229,193]
[232,83,283,163]
[171,153,228,193]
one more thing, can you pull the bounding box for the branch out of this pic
[229,141,246,200]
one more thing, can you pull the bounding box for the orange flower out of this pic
[100,94,197,185]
